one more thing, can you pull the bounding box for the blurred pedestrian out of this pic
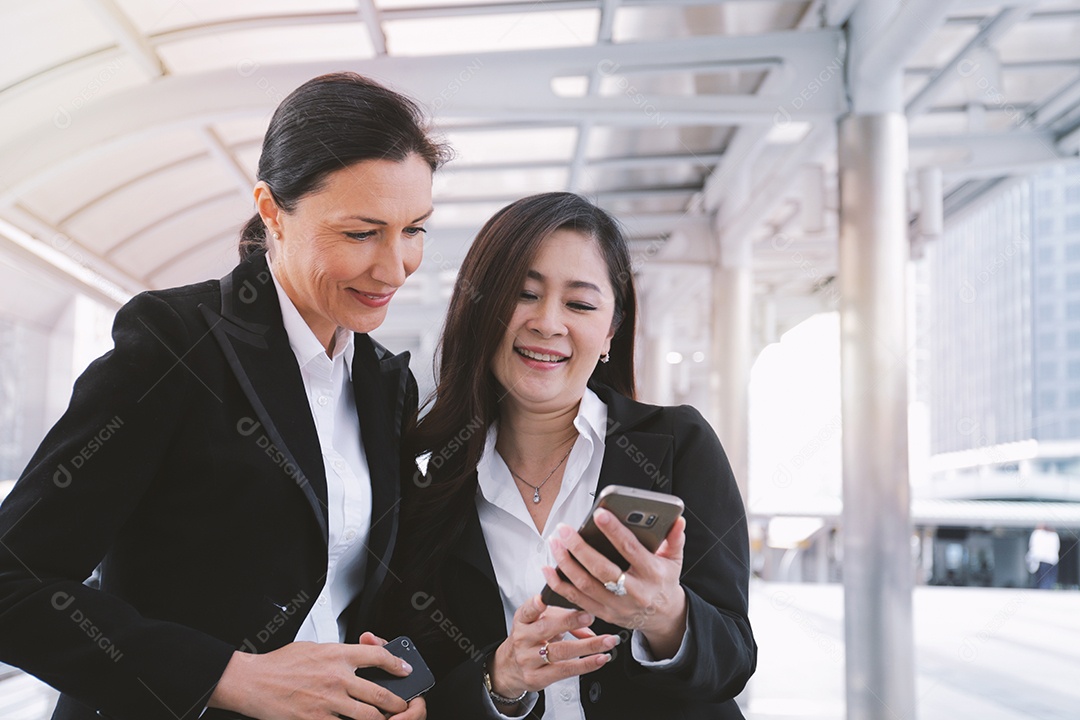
[1027,523,1060,590]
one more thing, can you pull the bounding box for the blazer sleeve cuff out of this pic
[630,606,693,669]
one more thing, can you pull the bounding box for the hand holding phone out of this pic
[541,485,684,610]
[354,636,436,702]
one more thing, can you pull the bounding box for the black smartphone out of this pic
[354,636,435,702]
[540,485,684,610]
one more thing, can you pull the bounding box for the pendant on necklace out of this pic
[532,488,541,504]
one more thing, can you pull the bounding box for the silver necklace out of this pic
[507,437,576,504]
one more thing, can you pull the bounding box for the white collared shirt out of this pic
[268,261,372,644]
[476,388,688,719]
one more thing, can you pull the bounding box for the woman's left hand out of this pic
[358,633,427,720]
[541,509,689,660]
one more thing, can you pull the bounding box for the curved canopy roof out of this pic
[2,0,1079,358]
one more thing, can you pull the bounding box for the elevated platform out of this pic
[743,581,1079,720]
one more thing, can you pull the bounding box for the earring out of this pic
[601,352,610,364]
[272,231,280,240]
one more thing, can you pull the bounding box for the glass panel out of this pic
[434,167,568,200]
[0,0,113,89]
[444,127,578,164]
[114,0,357,34]
[157,23,375,74]
[384,10,599,56]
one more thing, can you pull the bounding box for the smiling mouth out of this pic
[515,347,569,363]
[347,288,395,307]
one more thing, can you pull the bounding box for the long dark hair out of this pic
[238,72,450,259]
[381,193,637,645]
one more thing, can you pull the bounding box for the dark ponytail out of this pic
[238,72,451,261]
[238,214,269,261]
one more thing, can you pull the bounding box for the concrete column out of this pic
[838,113,916,720]
[710,243,752,504]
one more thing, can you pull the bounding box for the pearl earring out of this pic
[601,352,610,364]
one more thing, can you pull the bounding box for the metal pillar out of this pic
[710,245,752,504]
[640,287,674,406]
[651,326,674,406]
[838,0,918,714]
[838,115,916,720]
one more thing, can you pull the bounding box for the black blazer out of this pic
[0,251,417,720]
[414,384,756,719]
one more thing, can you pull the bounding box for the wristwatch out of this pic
[483,656,528,705]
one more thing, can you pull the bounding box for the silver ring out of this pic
[539,642,551,664]
[604,572,627,596]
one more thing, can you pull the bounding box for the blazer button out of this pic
[588,681,601,703]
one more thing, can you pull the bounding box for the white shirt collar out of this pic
[477,386,608,508]
[268,257,354,377]
[575,385,608,445]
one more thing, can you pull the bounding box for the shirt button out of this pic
[317,396,329,407]
[560,689,574,702]
[345,529,357,541]
[318,595,327,606]
[535,541,545,554]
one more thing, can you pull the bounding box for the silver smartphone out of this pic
[540,485,684,610]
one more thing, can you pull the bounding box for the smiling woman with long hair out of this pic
[381,192,756,719]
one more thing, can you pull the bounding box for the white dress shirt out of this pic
[475,388,689,719]
[268,261,372,644]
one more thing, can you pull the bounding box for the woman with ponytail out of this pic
[0,72,448,720]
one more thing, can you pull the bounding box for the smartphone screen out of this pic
[540,485,684,610]
[354,636,436,702]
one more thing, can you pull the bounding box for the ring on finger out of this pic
[539,642,551,664]
[604,572,628,597]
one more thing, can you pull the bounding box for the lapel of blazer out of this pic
[447,486,505,640]
[592,383,675,497]
[448,485,499,589]
[353,336,412,622]
[198,252,330,542]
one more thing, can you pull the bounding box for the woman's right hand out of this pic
[488,594,618,700]
[207,640,418,720]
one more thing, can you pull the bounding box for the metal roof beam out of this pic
[698,0,828,216]
[146,0,805,42]
[437,186,700,205]
[0,213,137,306]
[84,0,166,78]
[447,152,724,173]
[910,130,1064,178]
[859,0,963,82]
[200,127,255,200]
[0,31,844,188]
[591,152,725,170]
[717,124,835,249]
[356,0,387,55]
[1059,123,1080,155]
[1029,73,1080,129]
[825,0,861,26]
[567,0,619,193]
[904,7,1032,118]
